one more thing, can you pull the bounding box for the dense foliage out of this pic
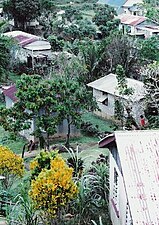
[29,154,78,218]
[3,0,40,30]
[0,145,24,189]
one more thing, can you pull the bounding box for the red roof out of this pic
[15,35,38,47]
[3,85,17,102]
[119,14,146,26]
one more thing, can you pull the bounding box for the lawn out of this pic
[0,126,26,155]
[82,112,114,132]
[0,112,113,160]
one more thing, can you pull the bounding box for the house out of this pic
[118,14,159,38]
[122,0,143,15]
[2,85,79,141]
[3,30,52,68]
[87,73,145,121]
[99,130,159,225]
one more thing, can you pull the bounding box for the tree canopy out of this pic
[3,0,40,30]
[93,5,119,38]
[0,34,14,82]
[0,73,97,149]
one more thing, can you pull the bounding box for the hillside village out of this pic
[0,0,158,224]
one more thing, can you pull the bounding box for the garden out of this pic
[0,113,114,225]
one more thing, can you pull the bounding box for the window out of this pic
[111,167,120,218]
[125,202,133,225]
[98,92,108,106]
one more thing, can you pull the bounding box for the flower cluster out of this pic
[29,155,78,217]
[30,150,58,179]
[0,145,24,177]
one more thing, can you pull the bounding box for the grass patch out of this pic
[82,112,114,132]
[0,126,26,154]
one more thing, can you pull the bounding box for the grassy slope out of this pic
[0,126,26,154]
[82,112,114,132]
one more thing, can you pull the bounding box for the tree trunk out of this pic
[65,116,71,149]
[46,133,50,151]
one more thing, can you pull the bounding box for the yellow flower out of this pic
[29,155,78,217]
[0,145,24,177]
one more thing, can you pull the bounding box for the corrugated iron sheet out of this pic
[87,73,145,101]
[118,14,146,26]
[115,130,159,224]
[3,85,17,102]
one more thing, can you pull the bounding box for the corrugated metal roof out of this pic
[115,130,159,224]
[87,73,145,101]
[123,0,143,7]
[3,85,17,102]
[3,31,40,46]
[24,40,51,51]
[118,14,146,26]
[3,31,51,51]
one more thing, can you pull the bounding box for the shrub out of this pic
[0,145,24,189]
[29,155,78,219]
[30,150,58,179]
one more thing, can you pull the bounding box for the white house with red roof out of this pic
[3,31,52,67]
[2,85,79,141]
[118,14,159,38]
[99,130,159,225]
[122,0,143,15]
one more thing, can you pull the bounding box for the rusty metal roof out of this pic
[118,14,146,26]
[115,130,159,224]
[3,85,17,102]
[3,31,39,47]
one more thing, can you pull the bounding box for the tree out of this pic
[103,33,141,78]
[92,5,119,38]
[50,75,98,148]
[0,75,59,149]
[47,35,64,51]
[143,0,159,23]
[115,65,134,128]
[140,37,159,62]
[0,146,24,189]
[29,154,78,224]
[3,0,40,30]
[0,74,97,149]
[142,62,159,128]
[78,39,104,83]
[0,34,13,82]
[62,6,82,23]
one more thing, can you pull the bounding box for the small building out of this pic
[118,14,159,38]
[87,73,145,121]
[2,85,79,141]
[99,130,159,225]
[3,30,52,67]
[122,0,143,15]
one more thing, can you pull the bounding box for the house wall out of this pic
[131,99,145,124]
[5,98,80,142]
[21,117,80,141]
[5,96,14,108]
[109,151,130,225]
[93,89,115,119]
[93,89,145,122]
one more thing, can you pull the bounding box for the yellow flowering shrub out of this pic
[0,145,24,177]
[30,150,58,179]
[29,155,78,217]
